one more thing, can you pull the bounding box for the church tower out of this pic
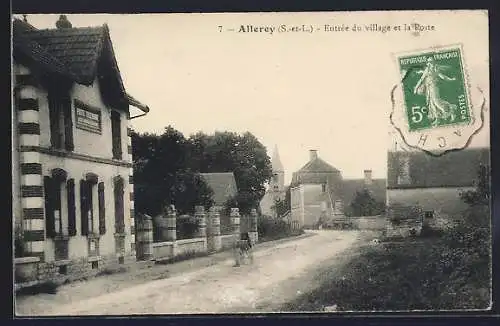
[270,145,285,194]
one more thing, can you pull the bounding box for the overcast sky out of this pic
[17,11,490,184]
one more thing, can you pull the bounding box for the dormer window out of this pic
[48,90,74,151]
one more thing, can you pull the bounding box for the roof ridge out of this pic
[31,25,105,33]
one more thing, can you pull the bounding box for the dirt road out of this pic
[17,230,374,315]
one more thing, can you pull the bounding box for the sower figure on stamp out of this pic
[413,57,457,126]
[233,232,254,267]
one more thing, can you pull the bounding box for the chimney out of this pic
[56,15,72,29]
[309,150,318,161]
[364,169,372,185]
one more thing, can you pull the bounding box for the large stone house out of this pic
[12,16,150,278]
[259,145,286,217]
[387,145,490,219]
[290,150,386,228]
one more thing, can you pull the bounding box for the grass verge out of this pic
[282,219,490,311]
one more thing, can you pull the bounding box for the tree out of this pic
[132,126,214,216]
[349,188,385,217]
[132,127,272,217]
[170,171,214,214]
[460,164,490,207]
[187,131,273,215]
[272,186,291,218]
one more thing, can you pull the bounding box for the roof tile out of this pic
[200,172,238,206]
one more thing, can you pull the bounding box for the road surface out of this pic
[18,230,370,315]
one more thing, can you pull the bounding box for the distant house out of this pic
[12,15,150,278]
[290,150,386,228]
[200,172,238,207]
[387,147,490,218]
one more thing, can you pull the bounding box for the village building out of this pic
[200,172,238,207]
[259,145,286,217]
[12,16,150,279]
[386,132,490,219]
[290,150,386,228]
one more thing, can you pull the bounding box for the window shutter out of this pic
[67,179,76,236]
[111,111,122,159]
[98,182,106,235]
[114,177,125,234]
[64,98,74,151]
[48,94,61,149]
[80,180,89,236]
[44,176,56,238]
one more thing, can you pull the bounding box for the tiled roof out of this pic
[12,18,149,112]
[340,179,387,204]
[298,157,340,173]
[387,147,490,189]
[200,172,238,206]
[290,156,342,186]
[23,25,107,85]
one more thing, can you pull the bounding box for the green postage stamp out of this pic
[391,44,485,155]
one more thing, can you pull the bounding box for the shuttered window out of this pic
[80,180,90,235]
[44,176,56,238]
[48,92,74,151]
[114,177,125,234]
[98,182,106,234]
[67,179,76,236]
[111,111,122,159]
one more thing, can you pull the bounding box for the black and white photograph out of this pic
[12,11,491,315]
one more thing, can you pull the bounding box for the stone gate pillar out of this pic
[165,205,177,242]
[136,213,153,261]
[249,208,259,244]
[230,207,241,239]
[195,206,207,252]
[207,206,222,252]
[230,207,241,266]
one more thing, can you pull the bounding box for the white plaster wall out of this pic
[290,185,303,225]
[41,154,132,262]
[38,78,129,160]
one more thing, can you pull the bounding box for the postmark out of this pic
[390,44,486,156]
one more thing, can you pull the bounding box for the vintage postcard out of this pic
[12,10,491,315]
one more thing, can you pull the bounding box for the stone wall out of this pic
[15,251,136,289]
[220,235,234,250]
[351,215,387,230]
[147,205,255,261]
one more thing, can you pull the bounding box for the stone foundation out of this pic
[16,252,136,288]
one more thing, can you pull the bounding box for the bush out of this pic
[257,215,302,242]
[219,213,233,235]
[176,215,200,240]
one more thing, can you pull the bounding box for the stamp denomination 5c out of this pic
[391,44,485,156]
